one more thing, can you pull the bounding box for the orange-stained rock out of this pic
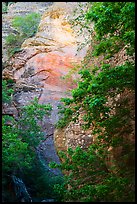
[7,2,89,107]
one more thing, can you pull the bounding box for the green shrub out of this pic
[2,115,33,172]
[2,79,51,172]
[5,33,18,45]
[5,12,41,58]
[2,80,14,104]
[22,159,64,201]
[5,34,23,57]
[2,79,55,201]
[12,12,41,38]
[17,97,52,148]
[2,95,52,173]
[50,145,135,202]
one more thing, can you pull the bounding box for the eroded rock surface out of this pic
[6,2,88,101]
[2,2,53,63]
[2,2,89,178]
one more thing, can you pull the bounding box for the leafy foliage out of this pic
[17,97,52,148]
[50,146,134,202]
[57,1,135,141]
[2,2,135,202]
[22,159,64,201]
[5,33,23,57]
[2,80,14,104]
[54,2,135,202]
[12,12,41,38]
[2,115,32,172]
[5,12,41,57]
[2,96,52,173]
[2,81,52,200]
[86,2,135,57]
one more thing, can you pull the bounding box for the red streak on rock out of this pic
[33,52,79,90]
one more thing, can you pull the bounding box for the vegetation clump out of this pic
[2,79,57,202]
[5,12,41,57]
[52,2,135,202]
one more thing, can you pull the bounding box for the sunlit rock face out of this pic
[10,2,88,104]
[2,2,53,63]
[22,2,86,50]
[22,5,75,48]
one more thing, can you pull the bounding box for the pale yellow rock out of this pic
[22,2,87,49]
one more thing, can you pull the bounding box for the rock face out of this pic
[21,2,88,51]
[54,110,94,153]
[2,1,89,182]
[2,2,53,63]
[4,2,88,105]
[2,1,90,128]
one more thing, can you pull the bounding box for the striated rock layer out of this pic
[3,2,88,105]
